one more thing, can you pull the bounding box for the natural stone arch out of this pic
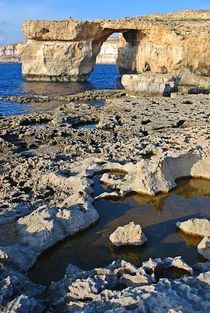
[18,22,135,82]
[18,11,210,83]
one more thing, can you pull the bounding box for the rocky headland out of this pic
[18,10,210,90]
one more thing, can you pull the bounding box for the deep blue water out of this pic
[0,63,122,116]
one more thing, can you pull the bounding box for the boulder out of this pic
[109,222,147,247]
[179,68,210,89]
[176,218,210,237]
[198,237,210,261]
[121,73,180,96]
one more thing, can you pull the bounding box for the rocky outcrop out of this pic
[0,167,99,271]
[101,144,210,196]
[0,264,45,313]
[44,258,209,312]
[18,19,112,81]
[2,257,209,313]
[19,10,210,83]
[109,222,147,247]
[0,93,210,272]
[0,44,21,63]
[176,218,210,260]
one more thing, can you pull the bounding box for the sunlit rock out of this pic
[48,258,210,313]
[176,218,210,237]
[19,11,210,83]
[109,222,147,247]
[0,173,99,271]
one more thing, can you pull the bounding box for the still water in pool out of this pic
[28,177,210,285]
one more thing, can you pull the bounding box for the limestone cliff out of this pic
[19,10,210,83]
[0,44,21,63]
[96,38,119,64]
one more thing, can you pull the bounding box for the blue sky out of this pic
[0,0,210,45]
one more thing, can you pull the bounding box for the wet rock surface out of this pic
[0,92,210,311]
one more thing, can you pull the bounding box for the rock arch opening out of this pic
[91,29,140,78]
[18,13,210,85]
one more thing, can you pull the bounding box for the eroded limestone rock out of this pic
[0,173,99,271]
[109,222,147,247]
[0,264,44,313]
[0,93,210,287]
[176,218,210,237]
[18,40,104,82]
[198,237,210,261]
[20,11,210,82]
[47,258,209,313]
[101,144,210,196]
[2,257,206,313]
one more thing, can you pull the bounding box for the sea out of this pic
[0,63,122,116]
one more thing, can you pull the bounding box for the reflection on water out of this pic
[0,64,122,97]
[28,178,210,285]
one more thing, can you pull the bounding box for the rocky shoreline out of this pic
[0,91,210,311]
[0,89,125,104]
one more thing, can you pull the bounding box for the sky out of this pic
[0,0,210,45]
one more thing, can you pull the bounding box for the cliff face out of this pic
[18,20,111,81]
[19,10,210,83]
[0,44,21,63]
[116,13,210,78]
[96,38,119,64]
